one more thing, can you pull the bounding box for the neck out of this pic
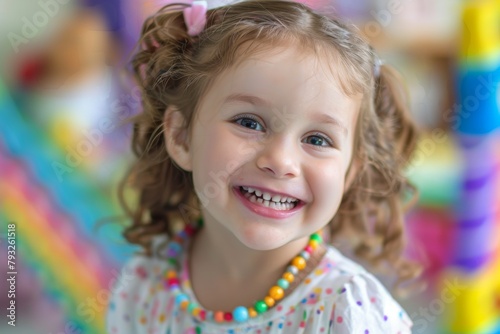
[188,214,311,310]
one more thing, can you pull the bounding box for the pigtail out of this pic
[119,4,201,255]
[331,63,422,294]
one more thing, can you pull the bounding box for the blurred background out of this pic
[0,0,499,333]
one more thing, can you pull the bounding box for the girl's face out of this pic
[175,43,362,250]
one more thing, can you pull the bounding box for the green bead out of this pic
[168,258,178,266]
[187,303,197,313]
[254,300,268,314]
[310,233,322,243]
[277,278,290,290]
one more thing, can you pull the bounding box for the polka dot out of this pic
[316,309,321,314]
[278,323,283,329]
[301,298,307,304]
[338,287,346,294]
[356,301,362,306]
[315,268,323,275]
[140,316,147,324]
[370,297,376,303]
[277,305,283,311]
[304,278,312,284]
[320,327,325,332]
[325,288,333,295]
[365,330,369,334]
[158,314,166,323]
[287,321,293,326]
[309,293,316,299]
[299,321,306,328]
[124,314,130,322]
[383,315,388,321]
[336,316,343,323]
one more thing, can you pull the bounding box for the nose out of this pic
[256,136,301,178]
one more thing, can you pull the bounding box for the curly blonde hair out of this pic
[119,0,421,291]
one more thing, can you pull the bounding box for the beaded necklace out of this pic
[163,218,323,324]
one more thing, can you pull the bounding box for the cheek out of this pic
[308,159,346,207]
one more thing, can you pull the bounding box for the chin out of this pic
[232,224,293,251]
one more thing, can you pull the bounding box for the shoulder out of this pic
[106,236,170,333]
[317,246,413,333]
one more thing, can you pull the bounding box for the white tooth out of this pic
[247,187,255,194]
[280,196,288,203]
[262,192,271,200]
[257,198,263,204]
[249,195,257,203]
[286,197,294,203]
[272,194,282,202]
[242,186,248,191]
[263,200,270,207]
[269,202,277,209]
[255,190,262,197]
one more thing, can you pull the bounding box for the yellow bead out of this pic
[292,256,306,270]
[192,308,201,316]
[264,296,275,307]
[282,272,295,283]
[248,307,258,318]
[309,240,319,249]
[269,286,284,300]
[165,270,177,279]
[180,300,189,310]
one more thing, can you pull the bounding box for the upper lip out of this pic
[235,184,306,203]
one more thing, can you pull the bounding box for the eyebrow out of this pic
[222,93,272,108]
[222,93,348,137]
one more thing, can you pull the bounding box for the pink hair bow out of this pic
[183,0,207,36]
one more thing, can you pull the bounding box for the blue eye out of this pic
[303,133,333,147]
[234,116,265,131]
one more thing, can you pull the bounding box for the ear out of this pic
[163,106,192,171]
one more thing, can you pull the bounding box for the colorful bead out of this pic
[180,300,190,310]
[167,277,180,286]
[199,309,206,321]
[277,278,290,290]
[224,312,233,322]
[310,233,322,243]
[175,294,189,305]
[287,265,299,275]
[187,303,197,313]
[254,300,268,314]
[264,296,275,307]
[282,272,295,283]
[304,245,314,253]
[248,307,258,318]
[232,306,249,322]
[300,250,310,260]
[192,307,201,316]
[214,311,224,322]
[269,286,284,300]
[292,256,307,270]
[166,270,177,279]
[309,240,319,249]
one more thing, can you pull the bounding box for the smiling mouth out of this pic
[238,186,300,211]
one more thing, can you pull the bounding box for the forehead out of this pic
[197,42,362,126]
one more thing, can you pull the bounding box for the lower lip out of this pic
[232,187,305,219]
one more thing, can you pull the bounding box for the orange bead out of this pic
[165,270,177,279]
[269,286,284,300]
[192,308,201,316]
[282,272,294,283]
[292,256,306,270]
[180,300,189,310]
[309,240,319,249]
[248,307,258,318]
[264,296,275,307]
[214,311,224,322]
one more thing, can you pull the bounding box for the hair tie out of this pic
[183,0,207,36]
[374,56,383,79]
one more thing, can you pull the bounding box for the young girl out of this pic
[107,0,420,333]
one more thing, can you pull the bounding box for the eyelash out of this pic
[231,114,335,148]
